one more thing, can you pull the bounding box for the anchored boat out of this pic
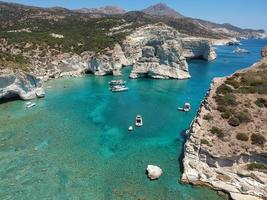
[135,115,143,127]
[110,85,128,92]
[178,102,191,112]
[233,47,250,54]
[109,80,126,86]
[26,102,36,108]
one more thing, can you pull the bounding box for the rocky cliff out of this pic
[89,23,216,79]
[0,68,45,100]
[181,53,267,200]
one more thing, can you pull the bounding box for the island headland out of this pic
[181,46,267,200]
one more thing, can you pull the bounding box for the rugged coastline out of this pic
[181,47,267,200]
[1,23,218,101]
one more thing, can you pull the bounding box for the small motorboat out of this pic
[26,103,36,108]
[178,102,191,112]
[26,101,32,106]
[128,126,133,131]
[109,80,126,86]
[135,115,143,127]
[110,85,128,92]
[233,47,250,54]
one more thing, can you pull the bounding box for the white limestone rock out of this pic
[88,43,128,76]
[0,68,45,100]
[147,165,163,180]
[182,37,217,61]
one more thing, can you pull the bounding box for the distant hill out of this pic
[142,3,184,19]
[75,6,126,15]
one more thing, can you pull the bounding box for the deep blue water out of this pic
[0,39,266,200]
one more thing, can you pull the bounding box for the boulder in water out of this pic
[146,165,163,180]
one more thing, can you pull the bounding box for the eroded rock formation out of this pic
[0,68,45,100]
[89,23,216,79]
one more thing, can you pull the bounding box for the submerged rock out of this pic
[146,165,163,180]
[0,68,45,100]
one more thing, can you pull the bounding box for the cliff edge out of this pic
[181,47,267,200]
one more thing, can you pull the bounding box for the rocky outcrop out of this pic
[146,165,163,180]
[0,68,45,100]
[261,46,267,58]
[182,37,217,61]
[87,44,129,76]
[181,59,267,200]
[89,24,216,79]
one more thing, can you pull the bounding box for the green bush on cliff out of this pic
[210,126,224,138]
[225,78,240,89]
[216,84,233,95]
[221,109,235,119]
[255,98,267,108]
[215,94,237,107]
[203,114,213,121]
[201,139,212,147]
[251,134,266,145]
[235,111,251,123]
[228,116,240,127]
[247,163,267,171]
[236,132,249,141]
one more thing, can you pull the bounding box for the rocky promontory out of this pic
[89,23,216,79]
[181,48,267,200]
[0,68,45,100]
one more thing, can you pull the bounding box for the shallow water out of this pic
[1,39,267,200]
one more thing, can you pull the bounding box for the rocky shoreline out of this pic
[0,23,220,101]
[181,48,267,200]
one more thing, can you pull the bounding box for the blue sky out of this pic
[3,0,267,31]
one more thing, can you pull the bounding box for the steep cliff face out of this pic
[89,24,216,79]
[87,44,128,76]
[0,68,45,100]
[182,37,217,61]
[181,58,267,200]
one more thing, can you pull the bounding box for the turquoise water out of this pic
[0,39,266,200]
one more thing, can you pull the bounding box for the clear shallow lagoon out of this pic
[1,39,267,200]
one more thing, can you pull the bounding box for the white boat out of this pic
[26,103,36,108]
[26,101,32,106]
[109,80,126,86]
[178,102,191,112]
[110,85,128,92]
[135,115,143,127]
[233,47,250,54]
[128,126,133,131]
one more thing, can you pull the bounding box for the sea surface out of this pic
[0,39,266,200]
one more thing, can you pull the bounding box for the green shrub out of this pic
[247,163,267,171]
[236,133,249,141]
[235,111,251,123]
[225,78,240,89]
[228,117,240,127]
[251,134,266,145]
[201,139,211,146]
[210,127,224,138]
[215,94,237,107]
[203,114,213,121]
[216,84,233,94]
[221,109,233,119]
[217,105,227,112]
[255,98,267,108]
